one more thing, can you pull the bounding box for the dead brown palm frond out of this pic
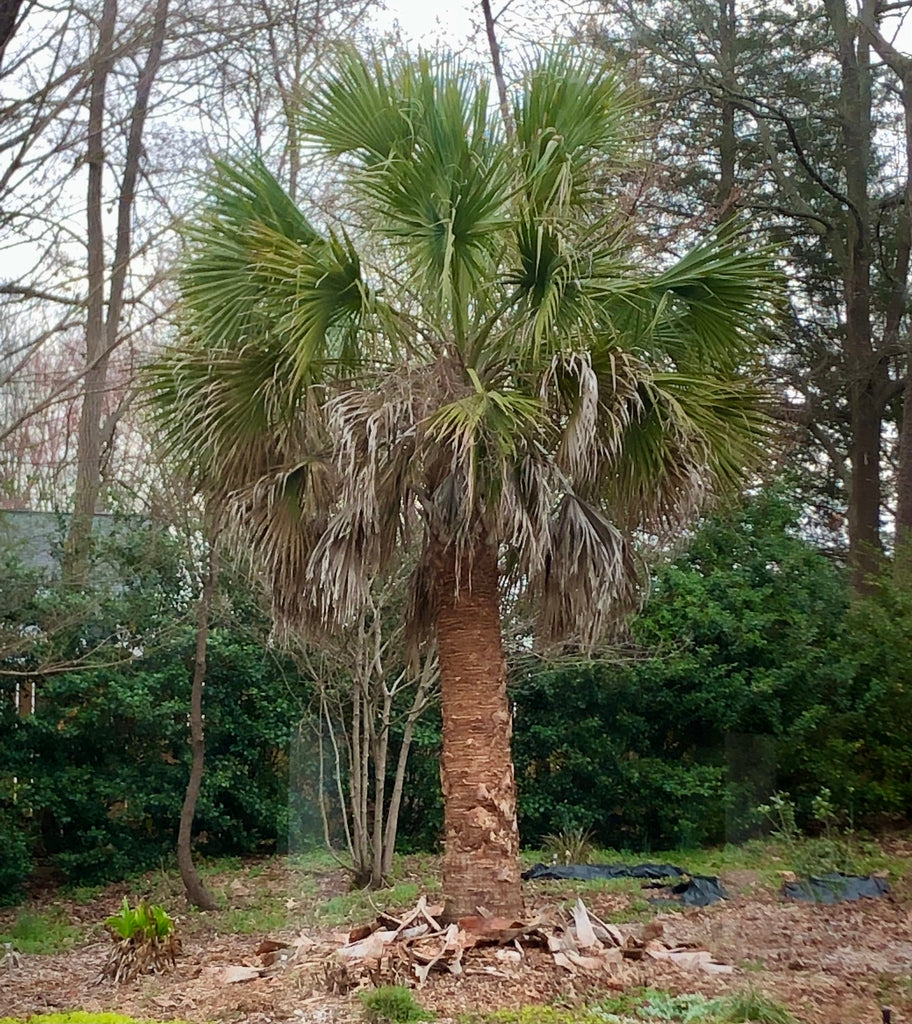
[533,492,643,650]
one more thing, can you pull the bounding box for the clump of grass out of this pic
[542,826,597,865]
[360,985,433,1023]
[716,988,795,1024]
[0,909,83,954]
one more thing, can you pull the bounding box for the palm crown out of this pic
[149,46,778,917]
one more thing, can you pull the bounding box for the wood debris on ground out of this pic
[241,894,732,992]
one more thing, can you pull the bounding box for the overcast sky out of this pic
[369,0,912,57]
[368,0,593,56]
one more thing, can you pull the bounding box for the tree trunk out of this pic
[896,368,912,584]
[0,0,24,68]
[380,657,437,880]
[66,0,170,579]
[434,538,522,922]
[177,533,219,911]
[715,0,736,215]
[826,0,884,591]
[480,0,513,140]
[66,0,117,581]
[856,16,912,588]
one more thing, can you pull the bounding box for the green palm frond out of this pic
[515,47,636,215]
[299,47,414,163]
[425,371,547,511]
[205,157,319,242]
[180,159,377,386]
[304,50,512,338]
[244,222,371,383]
[590,227,780,371]
[604,372,771,534]
[147,47,780,649]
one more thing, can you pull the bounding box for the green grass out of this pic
[715,988,795,1024]
[309,880,427,927]
[0,909,85,954]
[139,852,443,935]
[522,835,909,891]
[61,884,106,906]
[217,903,294,934]
[468,987,796,1024]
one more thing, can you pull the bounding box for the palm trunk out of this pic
[434,538,522,922]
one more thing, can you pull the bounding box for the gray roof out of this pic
[0,510,116,573]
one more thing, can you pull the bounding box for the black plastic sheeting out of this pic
[783,873,890,904]
[521,862,730,907]
[523,862,684,882]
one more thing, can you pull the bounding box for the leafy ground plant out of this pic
[756,789,864,878]
[102,898,179,983]
[360,985,434,1023]
[479,987,796,1024]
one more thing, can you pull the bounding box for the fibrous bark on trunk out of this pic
[434,537,522,922]
[857,13,912,588]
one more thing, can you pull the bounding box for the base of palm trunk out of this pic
[434,538,523,922]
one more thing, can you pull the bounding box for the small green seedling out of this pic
[102,898,179,983]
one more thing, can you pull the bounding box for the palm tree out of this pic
[148,48,778,919]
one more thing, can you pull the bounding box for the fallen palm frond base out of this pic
[213,895,732,992]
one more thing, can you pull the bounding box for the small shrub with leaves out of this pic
[359,985,433,1023]
[756,789,863,878]
[102,898,180,983]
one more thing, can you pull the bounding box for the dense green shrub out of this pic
[0,808,31,906]
[0,519,312,895]
[3,489,912,893]
[512,489,912,849]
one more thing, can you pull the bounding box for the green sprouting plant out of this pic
[102,898,179,983]
[541,826,597,865]
[756,792,800,845]
[359,985,434,1023]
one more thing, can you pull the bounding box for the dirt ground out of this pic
[1,851,911,1024]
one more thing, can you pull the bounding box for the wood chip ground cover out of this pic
[0,849,910,1024]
